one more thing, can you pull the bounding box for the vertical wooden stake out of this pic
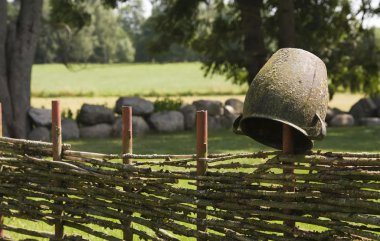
[282,124,295,232]
[122,106,133,241]
[122,106,133,160]
[0,103,4,238]
[196,111,208,241]
[52,100,64,240]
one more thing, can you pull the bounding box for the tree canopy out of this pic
[148,0,380,96]
[36,0,135,64]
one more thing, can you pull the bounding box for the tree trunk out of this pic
[0,0,43,138]
[0,0,11,137]
[236,0,267,86]
[278,0,295,48]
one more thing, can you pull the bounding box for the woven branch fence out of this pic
[0,102,379,241]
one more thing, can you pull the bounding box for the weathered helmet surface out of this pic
[234,48,329,152]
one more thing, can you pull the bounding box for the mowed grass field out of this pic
[32,63,246,97]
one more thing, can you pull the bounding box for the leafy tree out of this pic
[118,0,146,39]
[35,2,59,63]
[36,0,135,64]
[149,0,267,84]
[113,27,136,63]
[134,11,200,62]
[149,0,380,95]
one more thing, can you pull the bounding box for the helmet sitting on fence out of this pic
[233,48,329,153]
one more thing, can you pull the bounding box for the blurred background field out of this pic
[31,63,246,97]
[31,63,364,114]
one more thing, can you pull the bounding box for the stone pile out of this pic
[28,97,243,141]
[327,96,380,127]
[28,108,80,141]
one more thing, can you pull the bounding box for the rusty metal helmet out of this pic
[233,48,329,152]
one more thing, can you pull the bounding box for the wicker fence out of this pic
[0,102,379,241]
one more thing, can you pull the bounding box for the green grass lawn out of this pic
[68,127,380,154]
[32,63,246,97]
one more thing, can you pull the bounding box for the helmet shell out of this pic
[236,48,329,152]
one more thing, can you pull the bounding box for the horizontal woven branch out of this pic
[0,136,380,240]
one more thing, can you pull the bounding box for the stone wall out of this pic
[27,97,242,141]
[327,96,380,127]
[28,96,380,141]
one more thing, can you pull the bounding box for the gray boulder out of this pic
[28,127,50,141]
[222,105,240,129]
[208,116,223,130]
[62,119,79,140]
[28,108,51,127]
[112,116,150,137]
[222,114,239,129]
[360,117,380,127]
[225,98,243,114]
[329,114,355,127]
[80,123,112,138]
[115,97,154,116]
[208,115,238,130]
[224,105,233,116]
[349,98,377,124]
[325,107,344,124]
[224,105,237,116]
[77,104,114,126]
[180,104,196,130]
[149,111,184,132]
[371,95,380,108]
[192,100,223,116]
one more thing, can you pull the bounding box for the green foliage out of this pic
[50,0,91,30]
[36,0,197,64]
[154,97,183,112]
[327,29,380,96]
[36,0,135,64]
[35,2,60,63]
[148,0,380,95]
[132,6,200,62]
[117,0,145,39]
[148,0,260,84]
[289,0,380,95]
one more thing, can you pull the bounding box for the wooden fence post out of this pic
[52,100,64,240]
[282,124,295,233]
[0,103,4,238]
[196,111,208,241]
[122,106,133,241]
